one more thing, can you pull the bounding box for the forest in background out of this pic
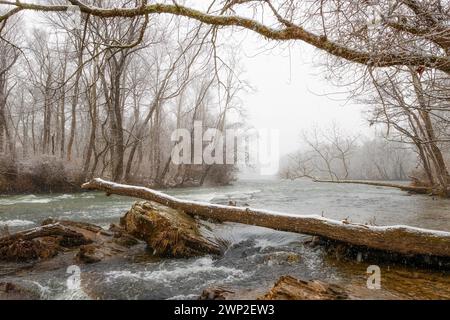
[279,129,417,181]
[0,6,247,193]
[0,0,449,196]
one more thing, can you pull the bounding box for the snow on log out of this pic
[82,178,450,258]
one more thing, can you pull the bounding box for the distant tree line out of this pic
[279,125,417,181]
[0,3,247,192]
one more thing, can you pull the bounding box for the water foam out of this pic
[105,257,248,285]
[0,219,35,227]
[0,195,56,205]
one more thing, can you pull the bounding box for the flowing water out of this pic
[1,178,450,299]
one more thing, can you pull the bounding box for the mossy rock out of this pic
[120,201,225,258]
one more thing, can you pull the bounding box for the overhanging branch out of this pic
[0,1,449,74]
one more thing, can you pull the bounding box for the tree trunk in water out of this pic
[313,179,431,194]
[82,178,450,258]
[414,141,435,186]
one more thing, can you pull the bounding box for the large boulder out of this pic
[120,201,224,258]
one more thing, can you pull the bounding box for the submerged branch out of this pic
[312,179,431,194]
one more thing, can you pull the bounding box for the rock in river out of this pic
[260,276,349,300]
[120,201,224,258]
[0,219,142,266]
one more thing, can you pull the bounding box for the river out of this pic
[1,178,450,299]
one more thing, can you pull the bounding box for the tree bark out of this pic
[67,21,88,162]
[124,102,157,182]
[3,2,450,74]
[410,70,450,194]
[42,73,52,155]
[121,201,222,257]
[0,223,88,245]
[82,178,450,258]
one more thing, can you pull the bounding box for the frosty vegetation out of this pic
[0,3,247,192]
[0,0,449,195]
[279,126,417,181]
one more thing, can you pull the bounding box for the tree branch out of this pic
[0,1,448,73]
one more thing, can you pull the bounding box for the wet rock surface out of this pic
[120,201,224,258]
[0,201,228,300]
[199,287,235,300]
[0,281,40,300]
[0,223,91,262]
[1,195,449,300]
[197,275,349,300]
[0,219,142,267]
[259,275,349,300]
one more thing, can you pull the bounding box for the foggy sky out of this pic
[239,33,374,156]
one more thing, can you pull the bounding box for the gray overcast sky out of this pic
[238,32,374,156]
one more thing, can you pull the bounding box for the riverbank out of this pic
[1,179,450,299]
[0,156,83,195]
[0,156,234,196]
[1,215,449,300]
[1,209,450,300]
[2,203,337,300]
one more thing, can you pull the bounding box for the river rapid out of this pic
[1,178,450,299]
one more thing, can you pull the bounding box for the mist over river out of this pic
[1,178,450,299]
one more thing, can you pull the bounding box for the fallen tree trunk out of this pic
[313,179,431,194]
[82,178,450,258]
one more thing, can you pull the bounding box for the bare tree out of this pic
[0,19,19,156]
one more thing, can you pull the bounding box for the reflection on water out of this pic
[1,178,450,299]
